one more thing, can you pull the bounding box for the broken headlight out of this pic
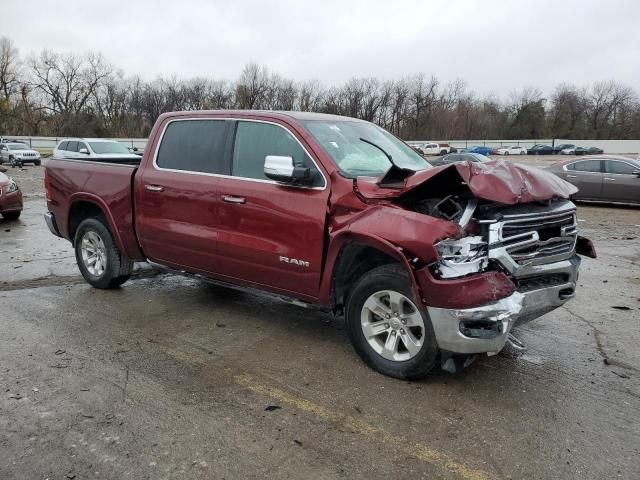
[434,236,488,279]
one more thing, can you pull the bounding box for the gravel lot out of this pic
[1,157,639,480]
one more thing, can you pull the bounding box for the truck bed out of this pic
[45,158,144,260]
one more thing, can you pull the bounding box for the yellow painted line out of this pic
[236,374,491,480]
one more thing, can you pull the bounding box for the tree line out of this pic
[1,36,639,141]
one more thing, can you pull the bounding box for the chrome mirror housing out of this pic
[264,155,295,182]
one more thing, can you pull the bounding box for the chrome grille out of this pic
[499,209,577,264]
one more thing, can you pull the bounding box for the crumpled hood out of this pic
[356,160,577,204]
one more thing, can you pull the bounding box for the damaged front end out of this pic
[357,160,596,360]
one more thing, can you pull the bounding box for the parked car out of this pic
[0,143,41,167]
[560,146,577,155]
[527,144,554,155]
[0,171,23,220]
[53,138,142,163]
[44,110,595,379]
[415,142,452,155]
[554,144,576,154]
[547,155,640,205]
[575,146,604,155]
[466,146,493,155]
[497,146,527,155]
[430,152,491,166]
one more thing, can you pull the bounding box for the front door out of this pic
[603,160,640,204]
[136,118,231,272]
[216,120,329,298]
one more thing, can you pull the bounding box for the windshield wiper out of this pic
[359,137,415,188]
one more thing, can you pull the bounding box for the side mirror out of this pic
[79,148,89,154]
[632,170,640,177]
[264,155,312,184]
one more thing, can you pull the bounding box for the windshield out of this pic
[302,120,431,178]
[8,144,27,150]
[89,141,131,154]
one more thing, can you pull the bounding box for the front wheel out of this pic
[346,265,438,380]
[2,211,21,221]
[74,217,133,289]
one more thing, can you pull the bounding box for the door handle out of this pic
[604,177,615,181]
[144,184,164,192]
[566,175,577,178]
[222,195,246,204]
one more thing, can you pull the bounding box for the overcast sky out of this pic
[4,0,640,96]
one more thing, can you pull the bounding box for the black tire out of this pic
[34,160,41,166]
[74,216,133,289]
[2,210,21,221]
[345,264,438,380]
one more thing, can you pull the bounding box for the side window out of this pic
[232,121,322,186]
[606,161,636,175]
[572,160,602,173]
[78,142,88,152]
[58,141,68,151]
[67,141,79,152]
[156,120,229,174]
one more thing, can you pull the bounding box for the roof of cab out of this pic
[161,110,367,123]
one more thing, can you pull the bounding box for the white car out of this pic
[560,147,576,155]
[416,142,451,155]
[53,138,142,162]
[496,146,527,155]
[0,143,42,167]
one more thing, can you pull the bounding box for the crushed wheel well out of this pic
[332,243,399,311]
[68,201,105,242]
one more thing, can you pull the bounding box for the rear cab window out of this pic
[156,120,229,174]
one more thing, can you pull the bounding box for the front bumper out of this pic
[0,189,23,213]
[427,256,580,354]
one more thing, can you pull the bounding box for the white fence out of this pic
[407,139,640,154]
[5,135,640,155]
[2,136,148,151]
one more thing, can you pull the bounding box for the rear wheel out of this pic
[345,265,438,380]
[74,217,133,289]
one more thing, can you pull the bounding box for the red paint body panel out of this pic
[357,160,578,204]
[45,110,584,311]
[45,159,144,260]
[415,269,516,309]
[0,172,23,214]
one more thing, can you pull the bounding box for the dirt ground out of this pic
[1,158,639,480]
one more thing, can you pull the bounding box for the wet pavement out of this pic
[1,163,639,479]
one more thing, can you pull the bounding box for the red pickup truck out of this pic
[44,111,595,379]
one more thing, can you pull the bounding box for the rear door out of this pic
[215,119,329,298]
[603,160,640,204]
[135,118,231,272]
[565,159,604,200]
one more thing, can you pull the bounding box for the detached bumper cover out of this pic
[427,256,581,354]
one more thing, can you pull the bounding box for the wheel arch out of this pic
[321,232,422,311]
[67,194,125,252]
